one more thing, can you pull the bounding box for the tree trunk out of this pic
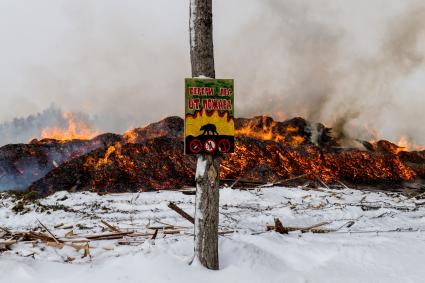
[189,0,220,270]
[189,0,215,78]
[194,155,220,269]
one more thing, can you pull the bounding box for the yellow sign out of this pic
[185,78,234,154]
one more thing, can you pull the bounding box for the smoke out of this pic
[0,0,425,146]
[0,105,97,146]
[0,0,189,135]
[217,0,425,146]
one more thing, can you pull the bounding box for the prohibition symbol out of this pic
[218,139,231,153]
[204,139,217,153]
[189,139,202,153]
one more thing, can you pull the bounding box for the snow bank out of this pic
[2,186,425,282]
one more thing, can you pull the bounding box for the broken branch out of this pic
[36,218,60,244]
[168,202,195,224]
[101,220,122,233]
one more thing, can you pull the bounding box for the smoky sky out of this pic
[0,0,424,145]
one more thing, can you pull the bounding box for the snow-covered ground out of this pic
[2,186,425,283]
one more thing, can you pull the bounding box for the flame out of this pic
[396,136,425,153]
[84,143,136,172]
[123,129,139,144]
[96,145,118,167]
[235,116,305,146]
[364,124,424,153]
[41,112,99,141]
[37,115,423,193]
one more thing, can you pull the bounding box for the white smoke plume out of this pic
[218,0,425,146]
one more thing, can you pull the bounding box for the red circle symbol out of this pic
[218,139,231,153]
[204,139,217,153]
[189,139,202,153]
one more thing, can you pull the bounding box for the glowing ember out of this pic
[363,123,424,153]
[41,112,99,141]
[0,115,420,197]
[235,116,306,146]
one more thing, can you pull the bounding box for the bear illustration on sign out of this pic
[200,124,219,135]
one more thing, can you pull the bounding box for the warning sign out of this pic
[185,78,234,155]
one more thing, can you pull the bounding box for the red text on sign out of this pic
[189,87,214,96]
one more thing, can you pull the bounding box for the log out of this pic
[54,223,64,229]
[147,225,175,230]
[179,189,197,195]
[0,240,17,246]
[151,229,158,240]
[272,174,307,186]
[36,218,60,244]
[101,220,122,233]
[315,175,331,190]
[274,218,289,234]
[221,178,267,186]
[24,231,56,242]
[83,231,134,240]
[168,202,195,224]
[268,219,333,234]
[118,240,144,246]
[0,226,12,235]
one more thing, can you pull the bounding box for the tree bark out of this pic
[189,0,220,270]
[194,155,220,269]
[190,0,215,78]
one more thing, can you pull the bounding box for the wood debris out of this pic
[36,218,60,244]
[101,220,122,233]
[267,218,334,234]
[168,202,195,224]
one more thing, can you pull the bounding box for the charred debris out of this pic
[0,116,423,198]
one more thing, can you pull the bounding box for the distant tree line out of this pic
[0,105,95,146]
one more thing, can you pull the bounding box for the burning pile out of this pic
[31,117,425,196]
[0,134,121,191]
[0,116,423,197]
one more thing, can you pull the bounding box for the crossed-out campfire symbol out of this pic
[218,139,230,152]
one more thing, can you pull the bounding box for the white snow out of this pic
[193,156,207,263]
[195,155,207,178]
[2,186,425,282]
